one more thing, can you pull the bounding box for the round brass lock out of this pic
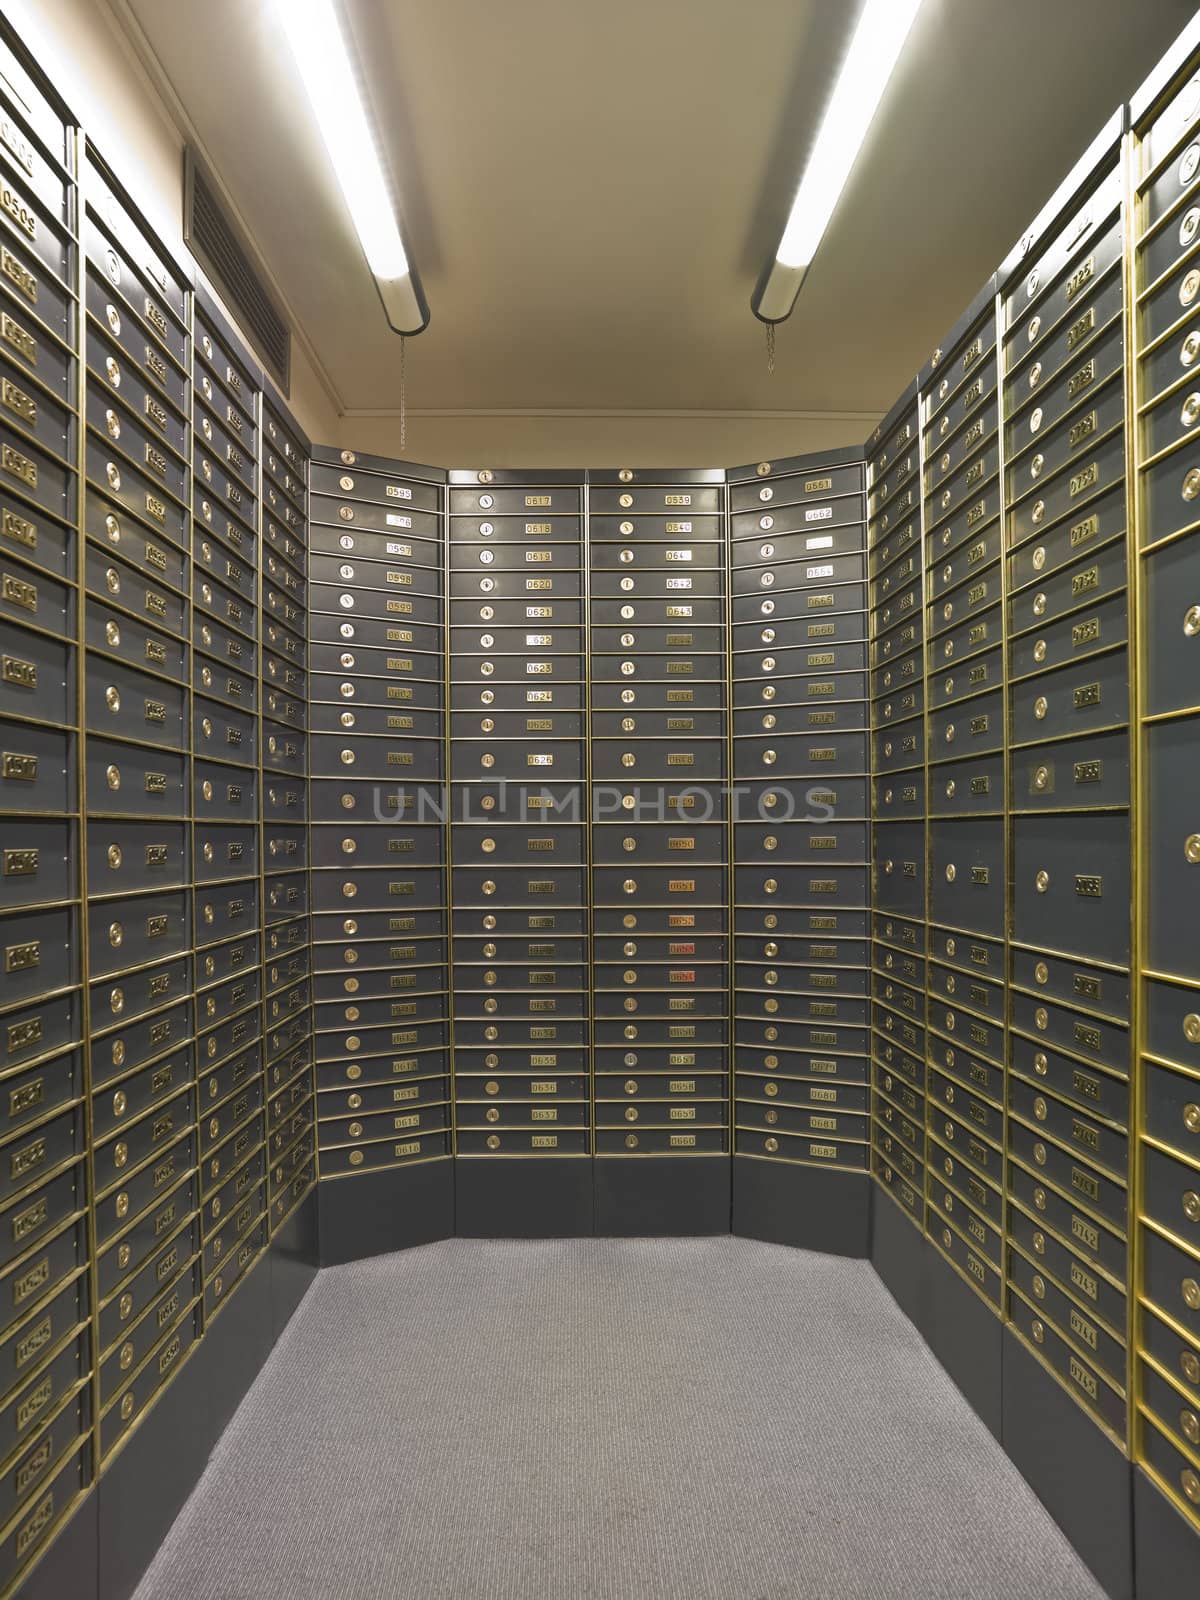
[945,863,956,883]
[765,1054,779,1070]
[619,493,633,508]
[1034,1096,1048,1123]
[1034,961,1049,985]
[1185,467,1200,502]
[1185,1468,1200,1506]
[624,1134,640,1150]
[764,878,778,895]
[1033,766,1050,793]
[944,723,955,744]
[486,1135,501,1150]
[1185,1192,1200,1224]
[1034,1052,1048,1077]
[121,1394,135,1423]
[485,1108,500,1124]
[1183,1350,1200,1386]
[1184,1278,1200,1311]
[1029,360,1042,390]
[764,1027,778,1042]
[763,1136,779,1154]
[764,913,778,930]
[1031,1319,1045,1346]
[1186,605,1200,638]
[1185,1015,1200,1045]
[1035,869,1050,894]
[1033,1185,1047,1212]
[624,1107,638,1123]
[1033,1141,1048,1167]
[1033,639,1047,664]
[1187,834,1200,864]
[1185,1101,1200,1133]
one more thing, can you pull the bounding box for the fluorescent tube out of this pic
[275,0,428,332]
[754,0,923,323]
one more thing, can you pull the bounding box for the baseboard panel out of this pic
[13,1487,97,1600]
[97,1252,274,1600]
[596,1155,731,1237]
[455,1158,593,1238]
[870,1184,927,1326]
[269,1185,320,1343]
[319,1159,454,1264]
[1001,1327,1133,1600]
[1133,1466,1200,1600]
[921,1241,1004,1442]
[733,1157,869,1255]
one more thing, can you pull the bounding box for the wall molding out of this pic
[341,406,882,421]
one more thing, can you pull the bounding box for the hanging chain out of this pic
[399,335,407,451]
[765,321,776,376]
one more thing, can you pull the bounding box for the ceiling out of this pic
[120,0,1198,460]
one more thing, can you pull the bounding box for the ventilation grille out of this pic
[184,147,290,392]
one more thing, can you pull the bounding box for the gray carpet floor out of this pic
[132,1237,1106,1600]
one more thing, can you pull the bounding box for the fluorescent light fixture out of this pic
[275,0,428,333]
[753,0,923,323]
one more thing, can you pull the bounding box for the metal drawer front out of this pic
[85,433,186,550]
[90,998,191,1092]
[192,760,256,823]
[732,583,867,625]
[927,642,1003,710]
[1009,590,1127,683]
[1012,812,1131,967]
[1009,538,1129,647]
[0,718,73,813]
[1142,1056,1200,1161]
[1143,537,1200,717]
[928,818,1005,938]
[0,818,74,912]
[1010,647,1130,744]
[89,889,189,978]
